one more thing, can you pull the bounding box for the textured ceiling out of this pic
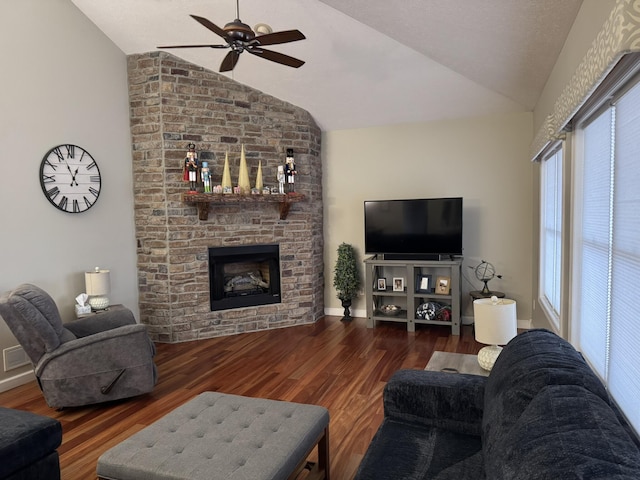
[70,0,582,131]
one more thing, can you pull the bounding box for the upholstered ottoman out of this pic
[0,407,62,480]
[97,392,330,480]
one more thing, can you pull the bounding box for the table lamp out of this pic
[473,296,517,371]
[85,267,110,311]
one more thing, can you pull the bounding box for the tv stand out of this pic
[364,255,462,335]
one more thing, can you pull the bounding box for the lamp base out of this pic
[88,296,110,311]
[477,345,503,371]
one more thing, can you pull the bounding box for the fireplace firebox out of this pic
[208,244,281,311]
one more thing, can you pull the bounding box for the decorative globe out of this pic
[474,261,496,294]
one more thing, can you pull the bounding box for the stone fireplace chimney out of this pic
[127,52,323,343]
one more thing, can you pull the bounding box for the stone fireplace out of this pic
[127,52,324,343]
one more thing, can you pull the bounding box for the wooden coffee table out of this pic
[425,351,489,376]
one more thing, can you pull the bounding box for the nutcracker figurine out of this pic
[277,165,285,194]
[183,143,199,192]
[201,161,211,193]
[285,148,297,193]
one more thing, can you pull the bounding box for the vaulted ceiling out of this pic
[71,0,582,131]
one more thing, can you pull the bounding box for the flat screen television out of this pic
[364,197,463,259]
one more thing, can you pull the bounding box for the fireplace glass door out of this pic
[208,244,281,311]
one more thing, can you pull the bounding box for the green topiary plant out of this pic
[333,243,362,320]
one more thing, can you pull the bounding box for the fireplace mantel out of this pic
[183,192,306,220]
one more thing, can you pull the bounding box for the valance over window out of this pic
[530,0,640,161]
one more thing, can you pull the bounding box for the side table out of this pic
[75,304,127,320]
[469,290,505,302]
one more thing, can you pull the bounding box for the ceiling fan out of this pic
[158,0,306,72]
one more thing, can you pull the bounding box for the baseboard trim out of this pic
[518,319,532,329]
[0,370,36,393]
[324,307,366,319]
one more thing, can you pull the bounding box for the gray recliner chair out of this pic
[0,284,158,409]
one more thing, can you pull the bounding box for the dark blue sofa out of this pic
[355,329,640,479]
[0,407,62,479]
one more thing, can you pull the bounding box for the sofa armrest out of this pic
[383,369,486,436]
[64,306,136,338]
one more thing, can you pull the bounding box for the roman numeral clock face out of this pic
[39,144,101,213]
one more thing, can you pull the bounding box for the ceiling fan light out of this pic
[254,23,273,35]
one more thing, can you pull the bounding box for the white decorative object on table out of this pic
[85,267,110,311]
[75,293,91,316]
[473,296,517,371]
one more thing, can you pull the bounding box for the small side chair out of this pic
[0,284,157,409]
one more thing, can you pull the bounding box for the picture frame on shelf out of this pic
[416,273,433,293]
[377,278,387,291]
[393,277,405,292]
[436,276,451,295]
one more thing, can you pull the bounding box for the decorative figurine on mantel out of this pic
[201,161,211,193]
[237,145,251,195]
[221,152,232,194]
[285,148,297,193]
[253,160,264,195]
[183,143,199,192]
[277,165,285,194]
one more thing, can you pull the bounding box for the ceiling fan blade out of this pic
[247,48,305,68]
[255,30,306,46]
[190,15,228,40]
[158,44,228,49]
[220,50,241,72]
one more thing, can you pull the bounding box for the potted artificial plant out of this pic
[333,243,362,321]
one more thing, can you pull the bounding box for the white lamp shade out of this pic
[473,298,517,346]
[85,269,110,296]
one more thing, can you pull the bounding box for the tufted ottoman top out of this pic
[97,392,329,480]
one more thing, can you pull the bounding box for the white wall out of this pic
[0,0,138,387]
[322,112,534,323]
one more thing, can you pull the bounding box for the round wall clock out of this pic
[39,144,101,213]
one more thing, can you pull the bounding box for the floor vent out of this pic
[3,345,30,372]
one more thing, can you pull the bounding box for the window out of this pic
[573,76,640,434]
[539,145,563,331]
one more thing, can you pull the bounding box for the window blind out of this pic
[608,80,640,431]
[540,148,562,326]
[579,110,613,378]
[576,79,640,433]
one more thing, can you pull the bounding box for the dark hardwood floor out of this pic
[0,316,482,480]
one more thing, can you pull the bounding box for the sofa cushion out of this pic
[355,418,483,480]
[484,385,640,479]
[483,329,609,450]
[0,407,62,478]
[483,329,640,479]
